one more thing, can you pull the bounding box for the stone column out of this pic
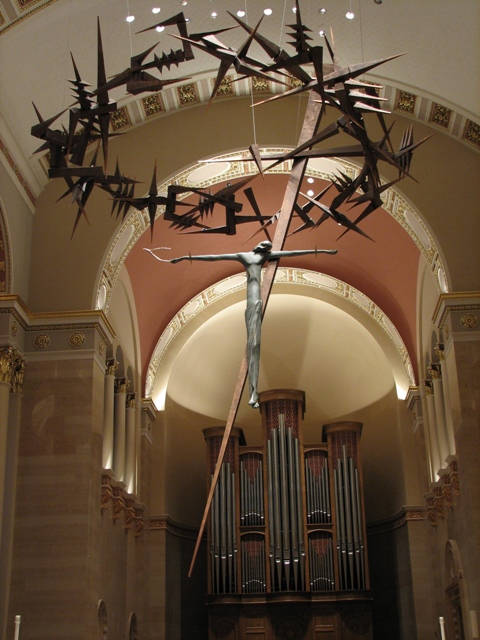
[0,348,24,640]
[125,393,137,495]
[423,380,441,481]
[435,343,456,457]
[428,363,449,468]
[433,293,480,618]
[102,358,118,469]
[113,377,128,483]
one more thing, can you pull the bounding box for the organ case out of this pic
[203,390,373,640]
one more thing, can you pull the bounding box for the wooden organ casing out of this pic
[203,390,373,640]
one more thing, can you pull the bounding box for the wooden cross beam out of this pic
[188,90,324,577]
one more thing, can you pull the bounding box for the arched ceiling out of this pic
[2,0,478,522]
[124,171,422,388]
[1,0,477,428]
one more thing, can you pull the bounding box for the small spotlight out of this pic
[307,177,314,184]
[152,7,161,14]
[181,0,187,5]
[307,189,315,197]
[264,8,273,15]
[319,7,326,13]
[237,9,246,17]
[126,14,135,22]
[319,29,326,37]
[292,6,297,12]
[211,11,217,18]
[156,25,165,32]
[346,10,354,19]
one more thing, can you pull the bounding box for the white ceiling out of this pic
[0,0,478,193]
[167,293,396,431]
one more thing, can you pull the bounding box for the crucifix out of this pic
[186,91,326,576]
[152,240,337,408]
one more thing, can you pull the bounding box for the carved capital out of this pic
[427,363,442,380]
[423,379,434,395]
[105,358,118,376]
[0,346,25,391]
[114,377,129,394]
[435,343,445,360]
[12,354,25,393]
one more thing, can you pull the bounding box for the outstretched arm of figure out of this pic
[267,248,338,260]
[170,253,242,264]
[143,248,242,264]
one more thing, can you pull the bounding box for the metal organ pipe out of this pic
[206,409,367,599]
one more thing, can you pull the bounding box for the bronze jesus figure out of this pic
[150,241,337,408]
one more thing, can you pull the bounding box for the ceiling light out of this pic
[156,25,165,32]
[181,0,187,5]
[307,177,314,183]
[292,6,297,12]
[319,30,326,37]
[237,10,246,17]
[152,7,161,14]
[346,10,354,19]
[319,7,326,13]
[264,8,273,15]
[307,189,315,196]
[211,11,217,18]
[126,15,135,22]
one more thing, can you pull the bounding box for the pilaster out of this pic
[433,292,480,620]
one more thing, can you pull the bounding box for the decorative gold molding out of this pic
[150,515,203,540]
[429,103,452,130]
[460,313,478,329]
[394,90,416,116]
[177,82,199,107]
[463,119,480,149]
[68,332,85,348]
[114,377,129,394]
[366,505,427,536]
[33,334,49,349]
[142,92,165,118]
[0,346,25,390]
[105,358,118,376]
[432,292,480,336]
[0,295,116,346]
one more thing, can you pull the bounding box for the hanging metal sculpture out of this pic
[30,2,430,242]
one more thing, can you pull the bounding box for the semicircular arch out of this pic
[95,150,449,319]
[147,267,415,415]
